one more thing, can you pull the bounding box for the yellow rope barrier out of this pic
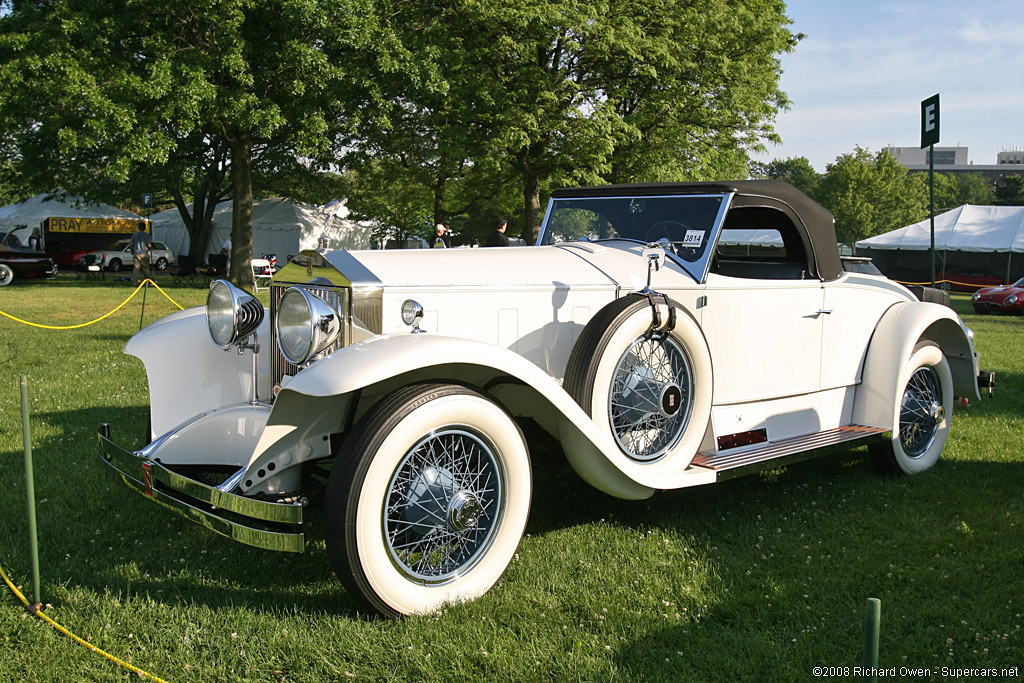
[0,558,169,683]
[896,279,989,289]
[0,279,184,330]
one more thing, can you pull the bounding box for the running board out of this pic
[691,425,889,482]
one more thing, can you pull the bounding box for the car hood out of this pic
[975,285,1024,301]
[274,242,691,291]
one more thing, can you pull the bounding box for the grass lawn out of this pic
[1,274,1022,682]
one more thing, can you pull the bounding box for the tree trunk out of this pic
[171,192,199,260]
[227,132,254,289]
[433,175,447,226]
[522,170,541,245]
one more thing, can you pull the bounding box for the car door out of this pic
[700,274,824,404]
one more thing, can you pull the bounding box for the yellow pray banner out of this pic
[45,217,149,234]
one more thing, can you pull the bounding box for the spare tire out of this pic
[564,293,712,469]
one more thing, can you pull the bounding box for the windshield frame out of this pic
[537,191,734,284]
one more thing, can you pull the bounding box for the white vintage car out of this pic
[81,238,176,271]
[99,180,991,616]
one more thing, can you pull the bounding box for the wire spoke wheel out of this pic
[899,366,943,458]
[869,342,952,476]
[325,383,531,616]
[384,428,504,583]
[609,335,694,461]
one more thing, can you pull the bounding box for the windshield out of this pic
[538,194,727,264]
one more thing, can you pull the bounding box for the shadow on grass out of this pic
[4,404,1020,624]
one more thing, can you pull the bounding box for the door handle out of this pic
[816,309,833,315]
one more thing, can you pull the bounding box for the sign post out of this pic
[921,94,940,288]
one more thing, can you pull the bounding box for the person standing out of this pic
[486,218,510,247]
[431,223,450,248]
[131,226,152,285]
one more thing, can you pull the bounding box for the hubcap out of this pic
[384,428,504,584]
[447,491,483,532]
[609,334,693,461]
[899,366,943,458]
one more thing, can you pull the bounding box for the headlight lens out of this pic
[277,287,343,364]
[207,280,264,347]
[401,299,423,326]
[1007,294,1018,305]
[972,293,980,301]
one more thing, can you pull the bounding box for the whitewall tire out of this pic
[325,383,531,616]
[870,342,953,475]
[565,294,712,471]
[0,263,13,286]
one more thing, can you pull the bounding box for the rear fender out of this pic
[852,301,979,429]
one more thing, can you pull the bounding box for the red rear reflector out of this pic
[717,428,768,451]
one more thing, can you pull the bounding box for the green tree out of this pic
[0,0,413,286]
[955,173,996,206]
[750,156,821,198]
[929,172,996,211]
[995,174,1024,206]
[392,0,797,243]
[817,147,927,248]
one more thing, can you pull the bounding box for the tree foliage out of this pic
[346,0,798,244]
[816,147,927,247]
[995,174,1024,206]
[0,0,415,284]
[750,156,821,198]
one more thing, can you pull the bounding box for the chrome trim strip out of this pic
[691,425,889,482]
[98,426,304,552]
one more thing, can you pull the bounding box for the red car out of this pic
[937,268,1004,293]
[972,277,1024,315]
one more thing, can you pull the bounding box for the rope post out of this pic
[19,374,41,607]
[138,279,149,331]
[864,597,881,681]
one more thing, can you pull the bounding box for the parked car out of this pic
[80,239,175,271]
[972,277,1024,315]
[98,180,990,616]
[936,267,1004,293]
[0,231,57,285]
[46,239,93,268]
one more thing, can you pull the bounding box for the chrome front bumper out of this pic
[97,423,305,552]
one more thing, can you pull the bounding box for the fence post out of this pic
[864,597,881,681]
[138,280,149,331]
[19,374,41,607]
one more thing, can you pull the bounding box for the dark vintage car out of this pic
[0,231,58,286]
[972,277,1024,315]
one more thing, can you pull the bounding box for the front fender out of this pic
[267,333,691,499]
[852,301,979,430]
[125,306,272,438]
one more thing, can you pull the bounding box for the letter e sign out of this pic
[921,94,940,148]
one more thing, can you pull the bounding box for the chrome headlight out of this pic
[972,293,980,301]
[1006,294,1018,305]
[277,286,342,364]
[207,280,264,347]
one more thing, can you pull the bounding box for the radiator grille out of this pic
[270,282,349,393]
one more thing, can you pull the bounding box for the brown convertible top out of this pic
[551,180,842,281]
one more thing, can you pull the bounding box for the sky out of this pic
[756,0,1024,171]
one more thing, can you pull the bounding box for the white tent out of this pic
[0,192,145,234]
[856,205,1024,282]
[151,197,377,261]
[856,205,1024,253]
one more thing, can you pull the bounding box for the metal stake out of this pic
[19,374,41,607]
[864,597,881,681]
[139,280,149,331]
